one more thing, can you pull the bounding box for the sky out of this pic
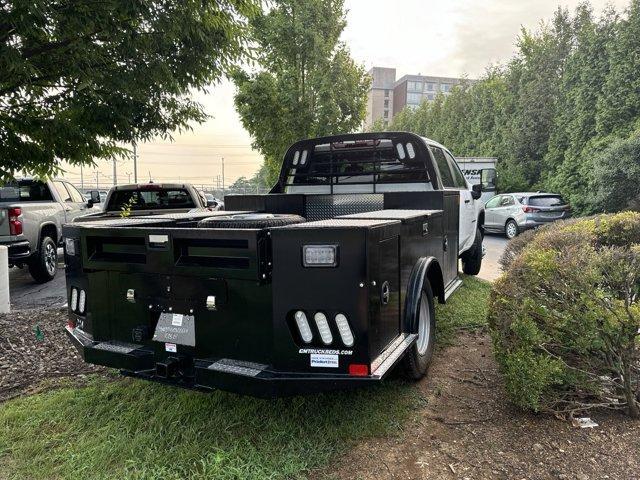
[63,0,629,190]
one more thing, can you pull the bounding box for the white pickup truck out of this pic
[0,178,93,283]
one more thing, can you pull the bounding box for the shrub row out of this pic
[489,212,640,418]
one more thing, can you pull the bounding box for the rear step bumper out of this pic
[65,326,416,397]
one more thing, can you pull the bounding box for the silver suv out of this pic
[484,192,571,239]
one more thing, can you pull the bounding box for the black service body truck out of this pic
[64,132,488,397]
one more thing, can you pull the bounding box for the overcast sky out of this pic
[63,0,629,190]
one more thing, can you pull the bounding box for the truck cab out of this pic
[63,132,490,397]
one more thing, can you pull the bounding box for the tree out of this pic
[0,0,257,179]
[233,0,370,184]
[593,134,640,212]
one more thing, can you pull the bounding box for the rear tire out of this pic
[402,281,436,380]
[198,213,305,229]
[461,229,483,275]
[28,236,57,283]
[505,220,519,239]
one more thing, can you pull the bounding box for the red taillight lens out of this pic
[522,206,539,213]
[348,364,369,377]
[8,207,22,235]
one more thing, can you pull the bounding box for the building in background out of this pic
[365,67,397,129]
[365,67,471,129]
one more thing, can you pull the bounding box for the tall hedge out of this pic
[488,212,640,418]
[387,1,640,214]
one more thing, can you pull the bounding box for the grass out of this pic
[0,277,491,480]
[436,275,492,346]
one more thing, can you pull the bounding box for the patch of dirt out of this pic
[316,331,640,480]
[0,308,105,402]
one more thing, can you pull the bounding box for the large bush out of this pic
[489,212,640,418]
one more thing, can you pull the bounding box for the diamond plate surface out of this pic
[305,194,384,221]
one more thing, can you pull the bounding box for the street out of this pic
[8,237,508,310]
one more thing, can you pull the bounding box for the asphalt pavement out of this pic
[9,248,67,311]
[8,237,509,310]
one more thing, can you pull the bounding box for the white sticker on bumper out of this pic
[310,354,339,368]
[165,342,177,353]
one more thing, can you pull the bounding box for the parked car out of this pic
[74,183,210,222]
[0,178,94,282]
[484,192,571,239]
[63,132,492,397]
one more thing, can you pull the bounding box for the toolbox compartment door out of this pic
[370,236,401,356]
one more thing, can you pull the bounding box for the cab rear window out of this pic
[528,195,566,207]
[107,188,195,211]
[0,180,53,202]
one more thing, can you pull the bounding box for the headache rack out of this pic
[273,132,436,194]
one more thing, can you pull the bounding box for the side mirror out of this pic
[471,183,482,200]
[480,168,497,192]
[207,199,218,208]
[90,191,101,204]
[87,199,94,208]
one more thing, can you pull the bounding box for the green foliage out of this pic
[0,0,257,180]
[232,0,370,185]
[389,1,640,212]
[592,134,640,212]
[489,213,640,417]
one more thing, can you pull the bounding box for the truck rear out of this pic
[64,132,479,396]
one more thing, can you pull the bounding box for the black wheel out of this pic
[198,213,305,229]
[402,280,436,380]
[28,236,57,283]
[505,219,519,239]
[461,229,483,275]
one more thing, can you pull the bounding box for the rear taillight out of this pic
[8,207,22,235]
[348,364,369,377]
[522,206,540,213]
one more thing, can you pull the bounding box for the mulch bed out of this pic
[0,308,105,403]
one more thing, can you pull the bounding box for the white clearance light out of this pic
[64,238,76,256]
[78,290,86,314]
[70,288,78,312]
[335,314,354,347]
[314,312,333,345]
[294,311,313,343]
[303,245,337,267]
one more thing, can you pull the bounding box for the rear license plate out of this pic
[540,212,561,218]
[153,313,195,346]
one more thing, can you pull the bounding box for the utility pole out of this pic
[133,141,138,183]
[148,170,152,182]
[80,165,84,191]
[126,172,131,183]
[94,170,99,189]
[221,157,225,194]
[112,159,117,186]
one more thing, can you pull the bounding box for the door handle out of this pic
[64,208,72,212]
[464,199,471,204]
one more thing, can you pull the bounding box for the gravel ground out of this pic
[0,308,105,402]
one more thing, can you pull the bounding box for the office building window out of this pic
[441,83,451,93]
[384,99,389,108]
[383,120,389,128]
[407,92,422,104]
[426,93,434,101]
[407,81,423,92]
[424,82,435,92]
[383,109,389,118]
[384,89,389,97]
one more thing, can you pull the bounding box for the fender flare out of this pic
[38,221,59,244]
[403,257,444,334]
